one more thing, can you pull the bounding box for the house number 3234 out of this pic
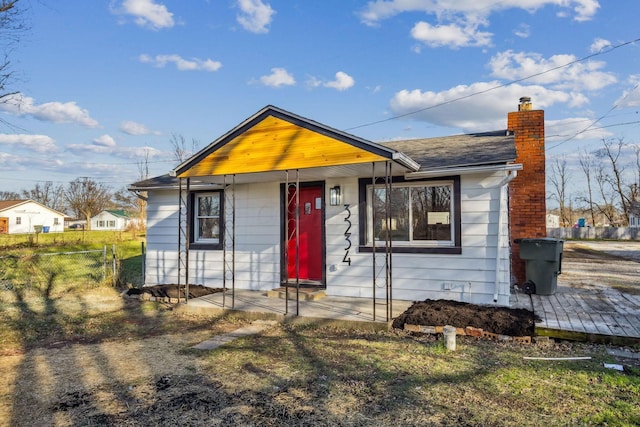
[343,204,352,266]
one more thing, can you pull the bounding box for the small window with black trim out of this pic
[192,191,223,248]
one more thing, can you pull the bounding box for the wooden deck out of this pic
[512,288,640,344]
[510,240,640,344]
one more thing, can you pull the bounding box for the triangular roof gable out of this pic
[102,210,130,218]
[0,199,28,212]
[175,105,397,178]
[0,199,65,216]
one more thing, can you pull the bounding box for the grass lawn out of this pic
[0,230,146,290]
[0,284,638,426]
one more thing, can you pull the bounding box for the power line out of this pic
[345,36,640,132]
[548,81,640,150]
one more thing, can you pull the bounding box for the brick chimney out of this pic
[508,97,546,285]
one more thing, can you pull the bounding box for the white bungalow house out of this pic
[0,199,65,234]
[129,99,547,308]
[91,210,136,231]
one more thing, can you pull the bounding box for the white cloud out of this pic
[259,68,295,87]
[359,0,600,25]
[590,37,611,53]
[358,1,599,48]
[389,82,586,132]
[93,135,117,147]
[0,94,100,128]
[0,134,57,153]
[117,0,175,30]
[614,77,640,108]
[139,54,222,72]
[67,139,166,159]
[411,21,492,48]
[570,0,600,22]
[306,72,355,91]
[324,72,355,91]
[514,23,530,38]
[0,152,64,172]
[488,50,616,92]
[237,0,275,34]
[545,117,611,143]
[120,120,160,135]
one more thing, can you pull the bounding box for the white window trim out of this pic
[194,192,221,244]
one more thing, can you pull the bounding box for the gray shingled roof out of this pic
[129,174,177,189]
[379,130,516,170]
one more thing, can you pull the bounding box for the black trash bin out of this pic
[518,238,564,295]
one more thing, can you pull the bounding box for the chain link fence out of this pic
[0,247,113,292]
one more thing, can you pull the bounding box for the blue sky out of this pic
[1,0,639,196]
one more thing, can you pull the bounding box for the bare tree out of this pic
[577,149,596,227]
[64,178,112,229]
[594,163,619,225]
[0,190,19,200]
[136,148,150,181]
[112,187,138,211]
[170,133,199,163]
[21,181,65,211]
[548,156,572,226]
[595,138,632,224]
[0,1,27,107]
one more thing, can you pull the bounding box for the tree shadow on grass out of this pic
[4,269,231,426]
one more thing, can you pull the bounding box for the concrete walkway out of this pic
[192,320,278,350]
[178,289,413,325]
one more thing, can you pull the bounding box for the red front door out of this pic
[287,186,323,281]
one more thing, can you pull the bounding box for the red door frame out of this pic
[281,182,326,285]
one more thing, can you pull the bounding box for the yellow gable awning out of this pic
[175,106,412,179]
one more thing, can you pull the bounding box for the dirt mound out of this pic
[392,299,538,337]
[126,284,222,299]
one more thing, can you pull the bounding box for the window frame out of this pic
[189,190,224,250]
[358,175,461,254]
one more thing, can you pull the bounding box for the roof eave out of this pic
[405,163,522,179]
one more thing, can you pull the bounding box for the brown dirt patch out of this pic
[392,299,537,337]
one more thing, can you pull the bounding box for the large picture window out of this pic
[359,176,461,254]
[191,191,222,248]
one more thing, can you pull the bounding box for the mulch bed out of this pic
[391,299,539,337]
[125,284,222,299]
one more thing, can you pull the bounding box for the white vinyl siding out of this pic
[325,173,510,305]
[144,183,281,291]
[145,171,511,306]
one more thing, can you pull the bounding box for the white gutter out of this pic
[493,169,518,303]
[392,152,421,171]
[404,163,522,180]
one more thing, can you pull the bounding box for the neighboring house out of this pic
[91,210,136,231]
[0,199,65,234]
[129,98,546,307]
